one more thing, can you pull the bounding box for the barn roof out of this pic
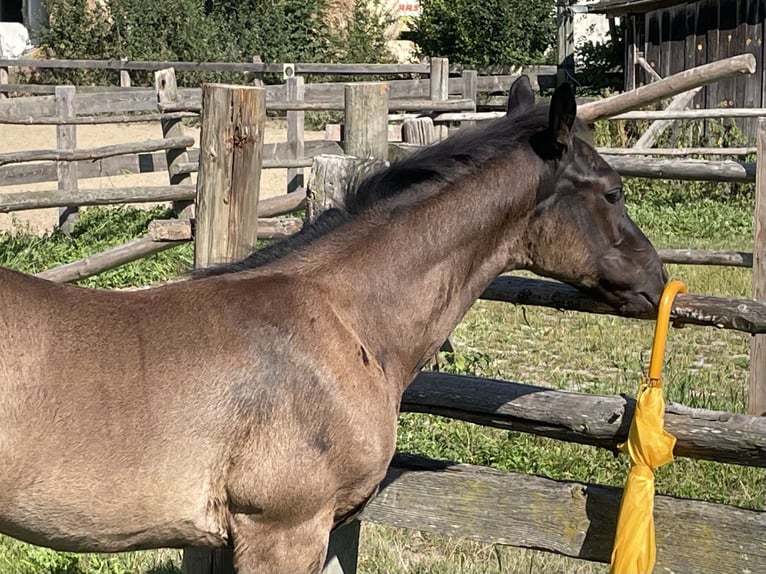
[585,0,688,17]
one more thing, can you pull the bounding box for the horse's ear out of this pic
[506,75,535,115]
[548,82,577,148]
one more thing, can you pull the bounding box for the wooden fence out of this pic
[0,57,764,573]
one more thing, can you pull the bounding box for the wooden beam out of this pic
[155,68,194,218]
[0,58,430,75]
[55,85,78,234]
[0,111,198,124]
[405,371,766,467]
[0,136,194,166]
[751,119,766,417]
[659,248,753,267]
[286,76,305,194]
[344,83,389,160]
[35,237,184,283]
[361,454,766,573]
[596,147,756,156]
[480,276,766,334]
[0,185,196,212]
[602,156,755,182]
[578,53,757,123]
[633,87,702,149]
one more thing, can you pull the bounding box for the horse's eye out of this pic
[604,188,623,204]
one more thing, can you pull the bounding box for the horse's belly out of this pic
[0,458,230,552]
[0,488,229,552]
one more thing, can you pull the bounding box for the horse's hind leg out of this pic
[230,511,333,574]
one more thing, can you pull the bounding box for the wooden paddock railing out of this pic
[0,56,764,574]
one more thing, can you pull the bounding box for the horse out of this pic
[0,76,667,574]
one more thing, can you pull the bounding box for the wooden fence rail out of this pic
[482,275,766,334]
[361,454,765,574]
[405,372,766,468]
[0,136,193,166]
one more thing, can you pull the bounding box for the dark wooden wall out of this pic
[624,0,764,140]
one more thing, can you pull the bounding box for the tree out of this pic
[409,0,555,67]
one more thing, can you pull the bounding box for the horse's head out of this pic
[509,76,667,315]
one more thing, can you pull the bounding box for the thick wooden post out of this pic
[402,117,436,145]
[193,84,265,269]
[344,82,389,160]
[56,85,78,234]
[430,57,449,140]
[286,76,305,194]
[155,67,194,219]
[183,84,265,574]
[750,118,766,417]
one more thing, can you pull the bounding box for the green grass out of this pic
[0,186,763,573]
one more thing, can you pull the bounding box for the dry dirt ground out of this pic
[0,121,326,233]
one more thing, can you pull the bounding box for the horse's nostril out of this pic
[661,265,669,284]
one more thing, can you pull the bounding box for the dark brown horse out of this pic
[0,77,666,573]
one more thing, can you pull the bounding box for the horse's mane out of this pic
[194,102,587,278]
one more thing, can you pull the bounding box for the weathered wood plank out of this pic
[193,83,265,268]
[0,185,196,212]
[344,83,389,160]
[751,119,766,416]
[480,275,766,334]
[0,142,341,187]
[388,142,756,182]
[286,76,305,194]
[578,53,757,123]
[0,136,194,166]
[0,111,198,124]
[155,68,194,218]
[55,85,78,233]
[361,454,766,573]
[659,248,753,267]
[35,236,184,283]
[404,371,766,468]
[602,156,755,182]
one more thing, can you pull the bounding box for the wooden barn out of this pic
[590,0,764,138]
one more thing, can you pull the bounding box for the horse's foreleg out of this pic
[230,510,334,574]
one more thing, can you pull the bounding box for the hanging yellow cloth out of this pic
[609,280,687,574]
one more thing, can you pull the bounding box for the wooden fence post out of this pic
[119,57,131,88]
[750,117,766,417]
[461,69,478,129]
[193,83,265,269]
[182,83,265,574]
[155,67,194,219]
[286,76,305,194]
[0,65,9,98]
[430,57,449,140]
[56,85,78,234]
[344,82,389,160]
[307,153,389,574]
[402,117,435,145]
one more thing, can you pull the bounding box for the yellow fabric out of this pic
[609,280,687,574]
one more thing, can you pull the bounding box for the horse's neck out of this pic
[318,158,536,386]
